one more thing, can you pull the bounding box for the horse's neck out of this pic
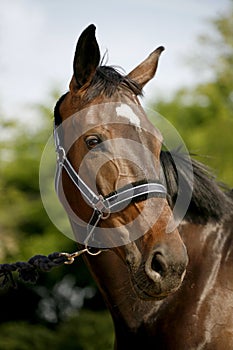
[180,217,233,291]
[179,218,233,271]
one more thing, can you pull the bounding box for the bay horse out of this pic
[54,25,233,349]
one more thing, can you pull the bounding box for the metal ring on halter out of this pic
[99,208,111,220]
[85,245,102,256]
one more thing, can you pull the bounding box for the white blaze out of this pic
[116,104,141,128]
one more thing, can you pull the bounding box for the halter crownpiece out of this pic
[54,126,167,254]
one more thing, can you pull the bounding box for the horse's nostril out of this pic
[151,253,167,277]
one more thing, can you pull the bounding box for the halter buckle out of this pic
[95,195,110,219]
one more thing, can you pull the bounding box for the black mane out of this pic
[54,92,68,126]
[160,150,232,224]
[54,66,142,126]
[84,65,142,101]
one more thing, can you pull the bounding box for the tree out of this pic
[153,4,233,186]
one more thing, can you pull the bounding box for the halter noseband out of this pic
[54,126,167,255]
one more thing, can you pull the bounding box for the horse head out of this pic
[54,24,188,301]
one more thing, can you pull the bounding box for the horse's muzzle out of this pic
[131,242,188,300]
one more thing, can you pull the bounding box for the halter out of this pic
[54,125,167,255]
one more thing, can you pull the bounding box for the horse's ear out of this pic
[127,46,164,88]
[70,24,100,91]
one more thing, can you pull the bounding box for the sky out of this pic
[0,0,231,121]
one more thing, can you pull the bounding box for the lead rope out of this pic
[0,248,89,289]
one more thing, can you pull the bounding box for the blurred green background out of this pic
[0,5,232,350]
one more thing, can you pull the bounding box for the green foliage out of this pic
[153,5,233,186]
[0,322,54,350]
[54,310,114,350]
[0,95,72,261]
[0,311,114,350]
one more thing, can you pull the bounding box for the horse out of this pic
[53,24,233,349]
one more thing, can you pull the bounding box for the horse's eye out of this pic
[85,136,101,149]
